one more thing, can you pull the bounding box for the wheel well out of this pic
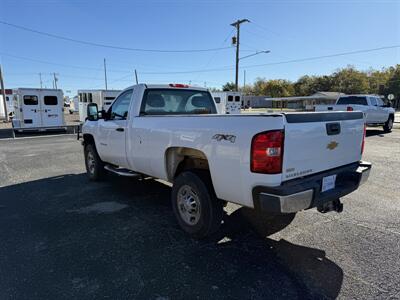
[389,113,394,120]
[165,147,210,181]
[83,134,95,146]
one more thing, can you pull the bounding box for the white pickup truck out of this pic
[81,84,371,239]
[315,94,395,132]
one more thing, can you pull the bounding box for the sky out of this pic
[0,0,399,96]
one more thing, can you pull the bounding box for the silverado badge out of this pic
[327,141,339,150]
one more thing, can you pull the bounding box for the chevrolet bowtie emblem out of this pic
[327,141,339,150]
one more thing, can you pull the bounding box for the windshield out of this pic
[337,96,368,105]
[141,89,217,115]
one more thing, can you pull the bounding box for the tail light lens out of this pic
[361,124,366,155]
[347,106,353,111]
[251,130,284,174]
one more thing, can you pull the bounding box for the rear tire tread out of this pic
[172,170,223,239]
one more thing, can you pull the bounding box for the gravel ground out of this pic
[0,128,399,299]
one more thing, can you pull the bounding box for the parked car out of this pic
[81,84,371,239]
[315,94,395,132]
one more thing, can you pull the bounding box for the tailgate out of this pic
[282,112,364,181]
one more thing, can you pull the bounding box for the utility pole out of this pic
[134,69,139,84]
[39,73,43,89]
[231,19,249,91]
[104,58,108,90]
[243,70,246,91]
[53,73,58,89]
[0,64,9,122]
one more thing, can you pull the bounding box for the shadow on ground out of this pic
[366,128,389,137]
[0,174,343,299]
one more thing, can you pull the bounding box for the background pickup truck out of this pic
[82,84,371,239]
[315,94,395,132]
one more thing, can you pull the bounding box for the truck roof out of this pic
[339,94,382,97]
[125,84,209,92]
[77,89,122,92]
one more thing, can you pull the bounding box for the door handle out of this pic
[326,122,341,135]
[116,128,124,132]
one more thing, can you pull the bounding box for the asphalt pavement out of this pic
[0,129,399,299]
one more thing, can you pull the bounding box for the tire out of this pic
[383,116,394,133]
[84,143,105,181]
[171,171,223,239]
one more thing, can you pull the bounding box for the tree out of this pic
[331,66,369,94]
[262,79,294,97]
[386,65,400,102]
[222,82,236,91]
[294,75,315,96]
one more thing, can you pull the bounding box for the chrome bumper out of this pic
[253,161,372,214]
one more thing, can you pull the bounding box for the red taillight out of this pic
[169,83,189,88]
[251,130,284,174]
[361,124,366,155]
[347,106,353,111]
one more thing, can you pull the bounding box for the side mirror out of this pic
[87,103,99,121]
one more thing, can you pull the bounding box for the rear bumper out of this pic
[252,161,371,213]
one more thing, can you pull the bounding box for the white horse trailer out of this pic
[0,89,15,119]
[212,92,242,114]
[78,90,121,122]
[12,88,66,131]
[69,96,79,114]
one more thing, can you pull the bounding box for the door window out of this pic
[228,95,233,102]
[369,97,377,106]
[376,98,384,106]
[110,89,133,120]
[44,96,58,105]
[23,95,38,105]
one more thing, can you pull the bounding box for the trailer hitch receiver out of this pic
[317,199,343,213]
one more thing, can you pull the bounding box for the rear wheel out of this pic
[84,143,105,181]
[383,116,394,133]
[171,171,223,239]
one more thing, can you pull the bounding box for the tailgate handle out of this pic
[326,122,341,135]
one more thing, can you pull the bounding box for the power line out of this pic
[0,20,232,53]
[242,45,400,69]
[0,52,131,73]
[1,45,399,76]
[135,45,400,74]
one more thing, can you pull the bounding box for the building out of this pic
[269,92,345,110]
[242,95,273,108]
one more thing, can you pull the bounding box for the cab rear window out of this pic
[337,96,368,105]
[141,89,217,115]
